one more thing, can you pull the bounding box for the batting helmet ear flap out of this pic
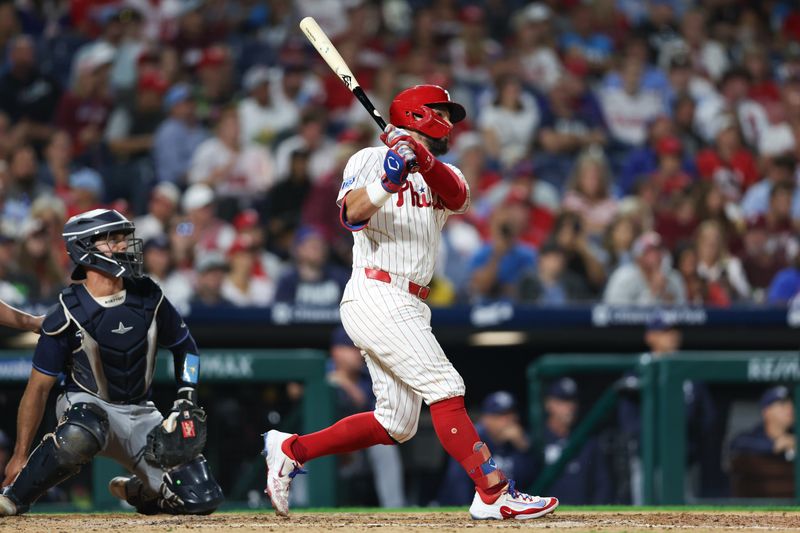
[402,106,452,139]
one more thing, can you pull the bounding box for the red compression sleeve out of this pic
[285,412,394,464]
[421,160,467,211]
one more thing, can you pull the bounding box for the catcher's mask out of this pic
[62,208,144,280]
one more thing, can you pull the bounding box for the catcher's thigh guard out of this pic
[158,456,224,515]
[5,403,108,511]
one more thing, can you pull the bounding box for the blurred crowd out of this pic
[2,0,800,311]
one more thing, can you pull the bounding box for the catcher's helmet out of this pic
[389,85,466,139]
[62,209,144,280]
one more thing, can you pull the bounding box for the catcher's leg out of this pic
[112,403,222,515]
[1,403,108,515]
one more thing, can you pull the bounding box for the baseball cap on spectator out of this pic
[760,386,790,409]
[459,5,483,24]
[69,168,104,197]
[163,83,193,112]
[227,235,256,256]
[656,136,682,157]
[669,53,692,70]
[94,5,121,25]
[759,124,796,157]
[198,46,227,70]
[20,217,46,238]
[195,252,229,273]
[243,66,271,92]
[632,231,663,258]
[181,184,215,212]
[481,391,517,414]
[293,226,323,248]
[521,3,551,23]
[79,42,115,73]
[233,209,260,231]
[138,70,169,94]
[143,235,170,253]
[152,181,180,205]
[0,232,16,245]
[546,378,578,401]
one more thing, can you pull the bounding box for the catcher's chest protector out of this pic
[60,281,161,403]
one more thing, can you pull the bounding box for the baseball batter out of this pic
[263,85,558,520]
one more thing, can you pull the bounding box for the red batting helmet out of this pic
[389,85,466,139]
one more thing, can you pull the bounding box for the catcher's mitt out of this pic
[144,401,207,468]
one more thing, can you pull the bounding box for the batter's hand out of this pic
[381,125,435,174]
[380,124,413,147]
[381,149,409,193]
[3,453,26,487]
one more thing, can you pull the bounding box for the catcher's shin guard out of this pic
[158,456,224,515]
[5,403,108,512]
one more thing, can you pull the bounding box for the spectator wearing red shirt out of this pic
[695,121,759,202]
[656,191,698,252]
[649,136,693,208]
[55,43,115,158]
[741,182,798,294]
[743,45,782,121]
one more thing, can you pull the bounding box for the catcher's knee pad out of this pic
[6,403,108,510]
[159,456,224,515]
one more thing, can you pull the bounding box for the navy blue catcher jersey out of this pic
[33,276,195,403]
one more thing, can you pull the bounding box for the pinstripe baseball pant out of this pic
[340,269,466,443]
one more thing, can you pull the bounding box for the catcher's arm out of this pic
[0,300,43,332]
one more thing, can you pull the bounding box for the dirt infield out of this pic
[2,510,800,533]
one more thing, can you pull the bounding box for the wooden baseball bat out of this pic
[299,16,387,131]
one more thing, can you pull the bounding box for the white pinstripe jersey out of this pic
[337,146,470,286]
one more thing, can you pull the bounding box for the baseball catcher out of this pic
[0,209,223,516]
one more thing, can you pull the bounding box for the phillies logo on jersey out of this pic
[396,181,445,210]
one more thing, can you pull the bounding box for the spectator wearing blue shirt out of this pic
[561,5,613,73]
[536,378,613,505]
[468,206,537,301]
[768,254,800,306]
[274,227,350,319]
[153,83,207,185]
[437,391,536,506]
[740,154,797,220]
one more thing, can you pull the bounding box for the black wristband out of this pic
[177,386,197,405]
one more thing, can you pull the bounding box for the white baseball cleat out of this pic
[469,480,559,520]
[262,430,306,517]
[0,494,18,516]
